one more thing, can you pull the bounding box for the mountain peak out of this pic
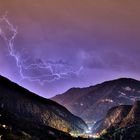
[99,77,140,86]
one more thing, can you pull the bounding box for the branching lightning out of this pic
[0,14,83,84]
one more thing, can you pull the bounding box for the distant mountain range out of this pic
[0,75,87,139]
[52,78,140,124]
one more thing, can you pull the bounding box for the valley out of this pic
[0,75,140,140]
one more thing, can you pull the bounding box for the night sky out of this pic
[0,0,140,98]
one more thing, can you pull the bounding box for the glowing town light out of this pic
[89,126,92,131]
[2,124,6,128]
[85,126,92,134]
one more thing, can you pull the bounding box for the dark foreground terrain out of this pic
[0,115,102,140]
[0,75,88,140]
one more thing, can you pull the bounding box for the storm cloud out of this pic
[0,0,140,97]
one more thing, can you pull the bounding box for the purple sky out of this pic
[0,0,140,98]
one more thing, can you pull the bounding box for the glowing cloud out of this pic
[0,14,83,84]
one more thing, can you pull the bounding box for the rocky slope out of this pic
[120,101,140,127]
[99,101,140,140]
[0,75,87,139]
[52,78,140,124]
[97,105,132,132]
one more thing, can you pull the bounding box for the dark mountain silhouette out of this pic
[0,75,88,139]
[52,78,140,124]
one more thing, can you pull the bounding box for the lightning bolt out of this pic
[0,14,83,84]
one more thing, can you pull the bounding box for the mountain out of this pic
[120,101,140,127]
[52,78,140,124]
[97,105,132,132]
[99,101,140,140]
[0,75,87,139]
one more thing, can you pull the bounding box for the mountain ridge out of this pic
[52,77,140,124]
[0,75,88,138]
